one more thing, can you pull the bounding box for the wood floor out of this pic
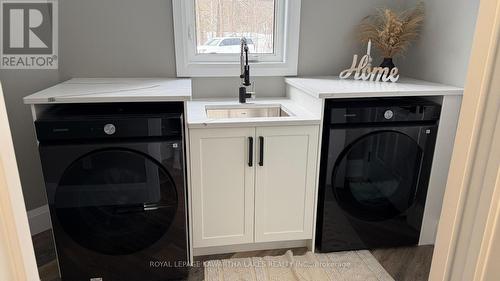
[33,230,433,281]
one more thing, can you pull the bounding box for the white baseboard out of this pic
[193,240,309,256]
[28,204,51,235]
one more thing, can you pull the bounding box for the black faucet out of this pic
[239,37,254,103]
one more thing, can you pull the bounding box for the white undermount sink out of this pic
[205,104,293,119]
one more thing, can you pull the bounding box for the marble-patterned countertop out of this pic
[24,76,463,128]
[285,76,463,99]
[23,78,192,104]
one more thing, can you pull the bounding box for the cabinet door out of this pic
[255,125,319,242]
[190,128,255,247]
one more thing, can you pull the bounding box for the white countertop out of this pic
[23,76,462,128]
[187,98,321,128]
[285,76,463,99]
[23,78,192,104]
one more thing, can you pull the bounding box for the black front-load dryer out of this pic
[316,98,441,252]
[36,103,188,281]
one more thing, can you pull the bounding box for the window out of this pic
[173,0,301,77]
[195,0,274,54]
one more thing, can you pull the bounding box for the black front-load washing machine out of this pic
[316,98,441,253]
[36,102,188,281]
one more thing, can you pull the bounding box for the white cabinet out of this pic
[189,128,255,248]
[190,125,319,248]
[254,126,319,242]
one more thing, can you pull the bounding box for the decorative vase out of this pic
[380,58,395,70]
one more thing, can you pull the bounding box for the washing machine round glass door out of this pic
[331,130,423,221]
[54,148,178,255]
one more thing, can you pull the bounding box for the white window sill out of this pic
[176,61,298,77]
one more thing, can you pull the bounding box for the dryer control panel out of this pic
[326,98,441,125]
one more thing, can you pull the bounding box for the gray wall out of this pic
[0,0,478,211]
[401,0,480,87]
[59,0,402,97]
[0,71,60,210]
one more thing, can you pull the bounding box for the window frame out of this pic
[172,0,301,77]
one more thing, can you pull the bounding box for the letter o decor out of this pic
[339,54,400,83]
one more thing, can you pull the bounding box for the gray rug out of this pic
[204,250,394,281]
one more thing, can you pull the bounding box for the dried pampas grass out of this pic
[360,2,425,58]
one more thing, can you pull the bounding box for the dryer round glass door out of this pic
[331,131,423,221]
[54,148,178,255]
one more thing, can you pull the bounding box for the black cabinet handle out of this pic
[259,136,264,166]
[248,137,253,167]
